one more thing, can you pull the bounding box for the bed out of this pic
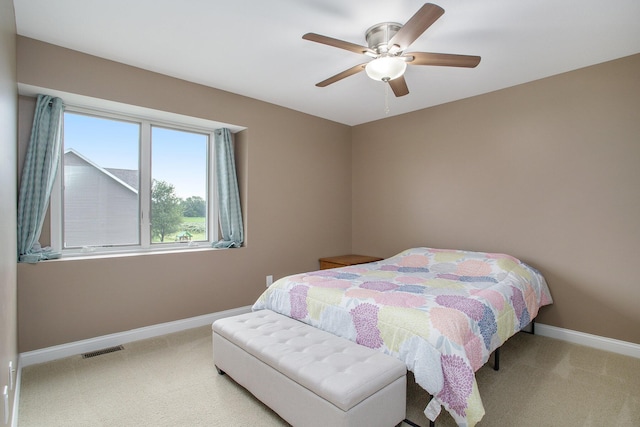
[252,247,553,427]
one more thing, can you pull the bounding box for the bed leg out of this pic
[522,321,535,334]
[493,347,500,371]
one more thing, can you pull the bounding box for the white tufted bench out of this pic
[212,309,407,427]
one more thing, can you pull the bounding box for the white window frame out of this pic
[51,105,221,257]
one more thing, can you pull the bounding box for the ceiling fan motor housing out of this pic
[365,22,402,53]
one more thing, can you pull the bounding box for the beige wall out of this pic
[352,54,640,344]
[16,37,353,351]
[0,0,18,416]
[15,36,640,351]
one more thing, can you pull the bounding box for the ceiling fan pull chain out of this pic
[384,84,391,115]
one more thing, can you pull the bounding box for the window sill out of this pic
[42,244,241,262]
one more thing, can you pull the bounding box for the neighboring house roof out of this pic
[64,148,138,194]
[105,168,139,191]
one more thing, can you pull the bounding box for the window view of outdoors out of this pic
[63,113,140,248]
[63,112,210,249]
[151,126,208,243]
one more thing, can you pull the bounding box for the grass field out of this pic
[153,216,206,243]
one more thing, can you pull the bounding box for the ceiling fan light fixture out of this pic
[365,56,407,82]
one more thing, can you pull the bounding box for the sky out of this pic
[63,112,208,199]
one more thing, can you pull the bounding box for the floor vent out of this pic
[82,345,124,359]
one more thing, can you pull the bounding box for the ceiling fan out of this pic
[302,3,481,97]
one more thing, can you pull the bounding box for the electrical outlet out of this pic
[266,275,273,287]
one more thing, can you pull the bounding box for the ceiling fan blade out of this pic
[388,75,409,97]
[303,33,374,56]
[316,63,367,87]
[407,52,481,68]
[388,3,445,51]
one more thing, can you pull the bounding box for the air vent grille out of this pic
[82,345,124,359]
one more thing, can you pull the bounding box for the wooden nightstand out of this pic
[319,254,384,270]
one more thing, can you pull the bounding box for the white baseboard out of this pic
[535,323,640,359]
[11,359,21,427]
[19,305,252,367]
[18,312,639,368]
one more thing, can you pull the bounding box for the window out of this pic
[151,126,208,244]
[52,108,218,254]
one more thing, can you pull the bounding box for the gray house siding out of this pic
[64,150,139,247]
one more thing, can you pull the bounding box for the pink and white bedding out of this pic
[252,247,552,427]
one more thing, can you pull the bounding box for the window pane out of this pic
[151,126,208,244]
[63,112,140,248]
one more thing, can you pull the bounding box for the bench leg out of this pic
[215,365,225,375]
[403,418,435,427]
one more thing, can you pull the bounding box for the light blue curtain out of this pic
[213,128,244,248]
[17,94,64,263]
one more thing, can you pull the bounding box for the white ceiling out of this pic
[13,0,640,126]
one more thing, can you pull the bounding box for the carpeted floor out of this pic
[18,326,640,426]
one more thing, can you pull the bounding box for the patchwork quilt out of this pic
[253,247,553,426]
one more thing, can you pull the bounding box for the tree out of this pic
[182,196,206,217]
[151,180,183,242]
